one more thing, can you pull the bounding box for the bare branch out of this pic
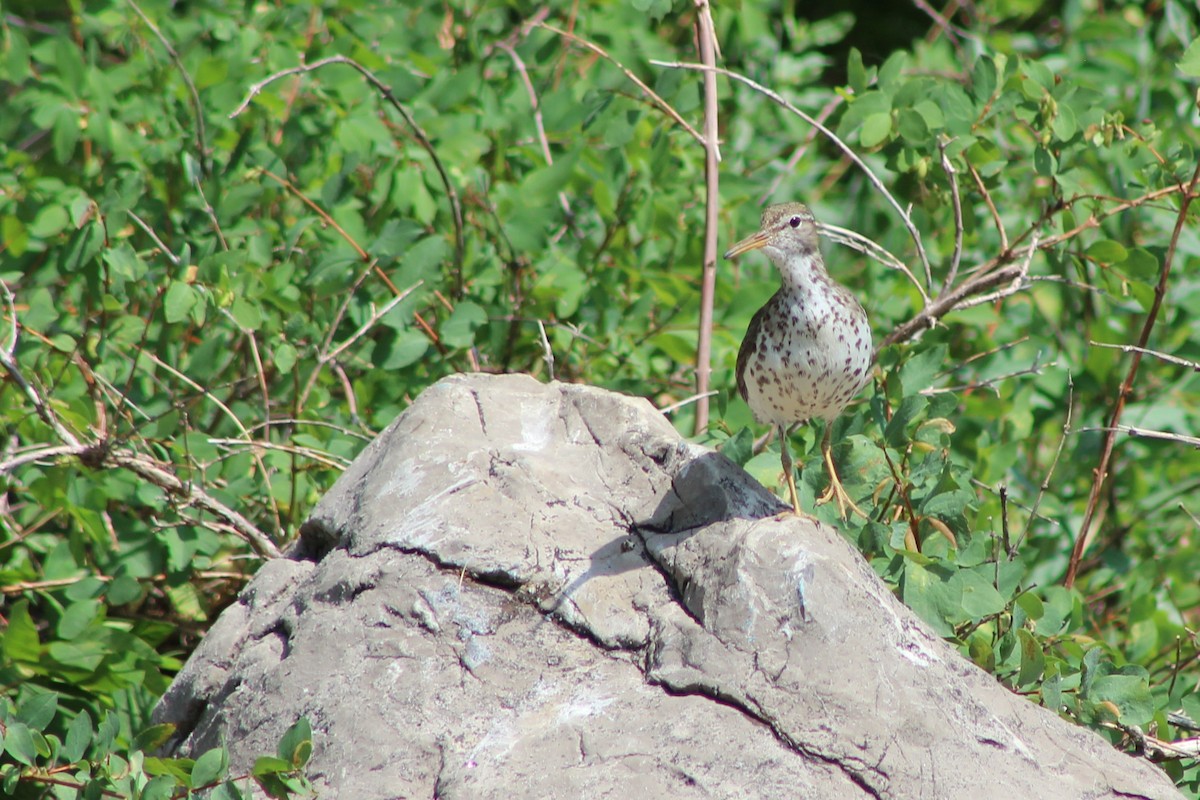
[326,282,424,362]
[819,223,929,303]
[126,0,208,171]
[497,40,572,218]
[1090,341,1200,372]
[112,449,281,559]
[649,60,934,288]
[537,319,555,381]
[660,390,719,416]
[938,135,965,292]
[539,24,706,147]
[692,0,720,434]
[232,55,466,294]
[1066,160,1200,587]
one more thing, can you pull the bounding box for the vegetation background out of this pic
[2,0,1200,796]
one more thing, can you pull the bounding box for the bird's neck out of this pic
[772,251,829,295]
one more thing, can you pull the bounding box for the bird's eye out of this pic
[789,216,802,228]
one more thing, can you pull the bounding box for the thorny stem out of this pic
[1064,160,1200,588]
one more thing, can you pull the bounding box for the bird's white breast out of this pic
[741,288,871,426]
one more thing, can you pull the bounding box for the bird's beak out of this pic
[723,230,769,259]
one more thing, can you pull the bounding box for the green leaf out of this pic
[884,395,927,447]
[900,561,955,637]
[955,569,1007,618]
[276,716,313,769]
[164,279,199,324]
[398,235,450,284]
[61,710,93,763]
[274,341,298,375]
[95,711,121,753]
[441,301,488,349]
[231,296,264,330]
[1178,37,1200,77]
[1119,247,1158,280]
[141,775,180,800]
[3,721,37,766]
[1014,591,1044,622]
[1089,674,1154,726]
[375,328,429,369]
[2,600,41,662]
[17,692,58,732]
[898,345,946,396]
[165,580,208,622]
[517,154,578,207]
[144,756,195,781]
[47,639,108,673]
[253,755,292,775]
[859,112,893,148]
[1033,146,1056,176]
[1181,694,1200,727]
[1015,629,1045,687]
[133,723,178,753]
[847,47,869,94]
[29,204,69,238]
[1036,586,1078,635]
[1042,671,1063,713]
[107,575,144,606]
[897,108,930,144]
[1085,239,1128,264]
[57,599,100,640]
[210,782,249,800]
[719,427,756,467]
[192,746,229,788]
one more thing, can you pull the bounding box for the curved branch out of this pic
[231,55,466,296]
[650,60,934,290]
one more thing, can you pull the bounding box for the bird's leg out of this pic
[815,423,867,520]
[778,423,802,515]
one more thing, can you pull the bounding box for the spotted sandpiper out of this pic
[724,202,872,519]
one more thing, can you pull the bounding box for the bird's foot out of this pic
[815,476,867,521]
[788,505,820,522]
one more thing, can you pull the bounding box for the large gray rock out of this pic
[153,373,1181,799]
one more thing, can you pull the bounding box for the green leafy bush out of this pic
[2,0,1199,795]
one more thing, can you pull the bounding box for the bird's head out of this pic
[723,202,819,263]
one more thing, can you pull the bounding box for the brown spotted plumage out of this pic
[725,202,872,518]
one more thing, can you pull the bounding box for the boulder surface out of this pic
[154,373,1182,799]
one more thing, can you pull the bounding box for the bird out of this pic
[724,202,872,519]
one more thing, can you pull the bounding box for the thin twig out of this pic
[920,355,1052,395]
[113,449,280,558]
[967,161,1008,252]
[0,337,81,448]
[938,135,965,292]
[1013,375,1073,556]
[1065,160,1200,587]
[326,282,423,362]
[0,444,88,475]
[759,94,844,205]
[876,233,1038,353]
[660,390,719,415]
[497,40,572,218]
[231,55,465,294]
[650,60,934,288]
[1090,341,1199,372]
[127,211,182,267]
[191,172,229,250]
[126,0,208,172]
[208,438,351,469]
[1076,425,1200,449]
[537,319,555,381]
[538,23,705,147]
[692,0,720,434]
[818,223,929,303]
